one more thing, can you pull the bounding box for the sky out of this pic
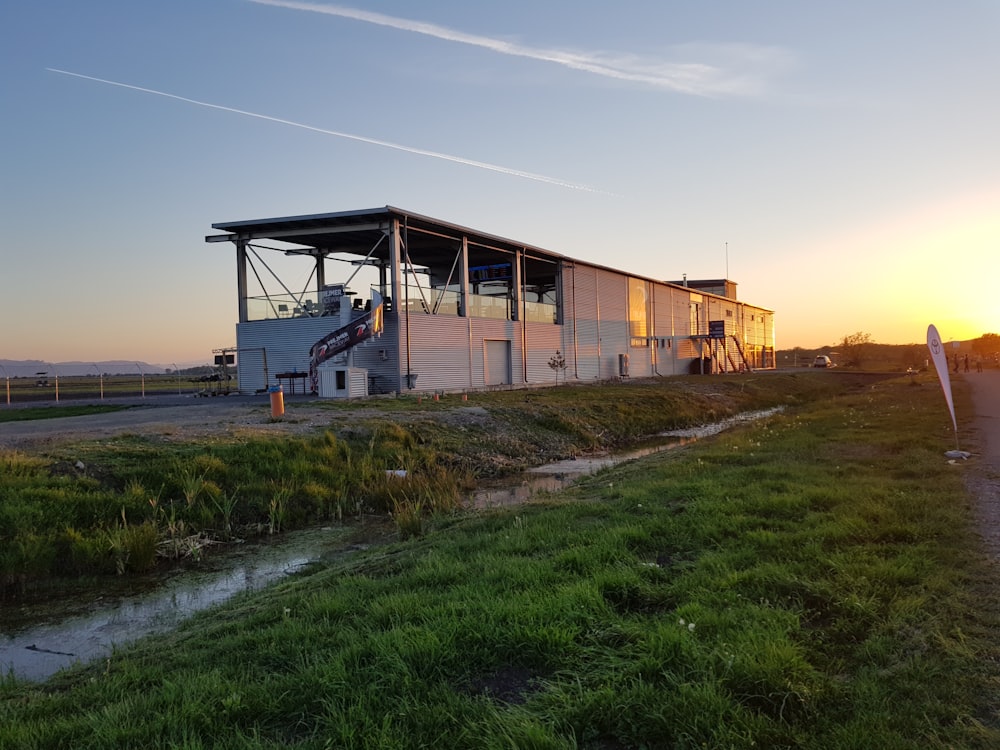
[2,0,998,366]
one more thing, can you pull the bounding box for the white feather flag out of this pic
[926,324,959,447]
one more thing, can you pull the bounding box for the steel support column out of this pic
[236,239,249,323]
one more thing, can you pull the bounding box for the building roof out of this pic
[207,206,771,310]
[210,205,561,261]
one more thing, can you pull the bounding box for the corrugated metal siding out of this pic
[572,265,600,381]
[597,269,628,379]
[651,285,676,374]
[236,315,402,394]
[234,346,268,394]
[659,338,681,376]
[349,317,401,394]
[236,317,337,393]
[652,284,672,339]
[402,313,473,391]
[235,281,774,398]
[673,292,693,337]
[706,299,739,337]
[524,321,563,383]
[629,346,652,378]
[558,266,577,379]
[743,309,773,348]
[676,337,701,362]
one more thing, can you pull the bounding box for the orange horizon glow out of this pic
[763,186,999,351]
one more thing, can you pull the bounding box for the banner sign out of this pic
[321,284,346,316]
[309,292,384,392]
[926,324,958,440]
[470,263,512,282]
[709,320,726,339]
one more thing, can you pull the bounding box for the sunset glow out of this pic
[2,2,998,364]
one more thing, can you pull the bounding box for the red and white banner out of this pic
[308,291,384,392]
[926,324,958,439]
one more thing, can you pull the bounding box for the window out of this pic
[690,302,702,336]
[521,255,559,325]
[629,277,650,345]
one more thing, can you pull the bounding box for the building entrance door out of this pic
[484,339,512,385]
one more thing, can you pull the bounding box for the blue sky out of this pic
[2,1,997,365]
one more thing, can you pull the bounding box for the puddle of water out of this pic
[469,440,690,509]
[657,407,784,439]
[471,407,783,509]
[0,527,361,682]
[2,407,783,682]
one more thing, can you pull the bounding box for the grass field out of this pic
[1,374,848,588]
[0,404,131,423]
[0,373,222,406]
[2,373,998,747]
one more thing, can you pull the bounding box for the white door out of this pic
[485,339,512,385]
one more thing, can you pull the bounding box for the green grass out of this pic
[1,375,998,747]
[0,425,468,586]
[0,404,130,423]
[0,374,843,589]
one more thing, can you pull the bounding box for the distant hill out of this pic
[0,359,169,377]
[776,336,998,370]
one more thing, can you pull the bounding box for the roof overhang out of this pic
[206,205,771,310]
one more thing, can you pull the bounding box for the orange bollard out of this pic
[433,393,440,402]
[462,393,468,401]
[269,385,284,418]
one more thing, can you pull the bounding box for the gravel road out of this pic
[964,371,1000,559]
[0,395,336,449]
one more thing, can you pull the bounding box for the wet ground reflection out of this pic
[0,527,361,682]
[472,407,783,509]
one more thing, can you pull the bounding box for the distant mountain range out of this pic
[0,359,177,377]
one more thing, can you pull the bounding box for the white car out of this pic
[813,355,833,368]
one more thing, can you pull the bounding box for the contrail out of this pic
[46,68,602,193]
[248,0,776,97]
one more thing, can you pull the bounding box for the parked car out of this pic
[813,355,833,368]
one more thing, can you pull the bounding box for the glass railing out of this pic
[245,288,556,324]
[246,294,324,321]
[245,292,380,321]
[399,287,460,316]
[468,293,511,320]
[523,300,557,324]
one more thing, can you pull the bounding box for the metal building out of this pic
[206,206,775,396]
